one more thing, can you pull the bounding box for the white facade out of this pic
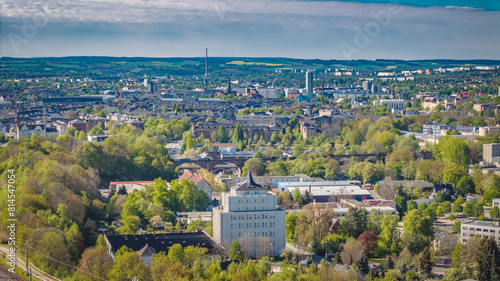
[213,174,286,257]
[460,221,500,243]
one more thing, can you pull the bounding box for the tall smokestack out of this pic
[205,48,208,79]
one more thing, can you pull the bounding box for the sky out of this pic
[0,0,499,60]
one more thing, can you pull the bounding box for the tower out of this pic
[205,48,208,87]
[306,70,313,95]
[227,78,232,94]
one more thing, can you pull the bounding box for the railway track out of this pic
[0,264,25,281]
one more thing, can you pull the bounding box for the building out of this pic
[179,170,213,200]
[493,198,500,208]
[88,135,111,142]
[219,174,313,189]
[483,143,500,165]
[166,142,183,156]
[104,232,217,266]
[109,181,155,194]
[278,181,371,202]
[306,70,313,95]
[362,81,372,92]
[334,206,399,218]
[373,99,405,110]
[460,221,500,243]
[213,173,286,257]
[16,123,59,139]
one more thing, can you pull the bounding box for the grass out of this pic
[226,60,285,66]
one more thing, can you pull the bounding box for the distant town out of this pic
[1,57,500,281]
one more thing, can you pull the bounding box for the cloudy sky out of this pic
[0,0,499,59]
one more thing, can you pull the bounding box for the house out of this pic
[179,170,213,200]
[104,232,218,266]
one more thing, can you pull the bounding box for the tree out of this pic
[483,189,500,204]
[228,240,244,261]
[119,215,141,234]
[455,176,475,197]
[342,238,362,265]
[339,207,367,238]
[66,126,77,137]
[256,236,273,258]
[419,247,433,276]
[78,247,113,281]
[108,250,150,281]
[356,252,370,275]
[442,164,468,186]
[433,136,470,167]
[452,221,461,233]
[286,213,298,240]
[168,243,185,263]
[403,209,433,238]
[357,230,378,255]
[88,125,104,136]
[453,196,464,213]
[271,131,279,143]
[491,206,500,219]
[242,158,266,176]
[478,237,500,281]
[77,131,88,140]
[217,124,228,143]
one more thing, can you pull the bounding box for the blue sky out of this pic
[1,0,499,59]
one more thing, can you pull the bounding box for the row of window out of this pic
[238,199,268,203]
[229,232,276,238]
[230,214,276,220]
[230,222,276,229]
[464,227,499,233]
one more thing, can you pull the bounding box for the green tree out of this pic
[167,243,185,263]
[77,131,88,140]
[78,247,113,281]
[119,215,141,234]
[478,237,500,281]
[433,136,471,167]
[286,212,298,240]
[491,206,500,219]
[88,125,104,136]
[217,124,228,143]
[455,176,475,197]
[271,131,280,143]
[339,207,367,238]
[242,158,266,176]
[442,164,468,186]
[483,189,500,204]
[228,240,245,261]
[108,251,150,281]
[419,247,433,276]
[356,252,370,275]
[452,196,464,213]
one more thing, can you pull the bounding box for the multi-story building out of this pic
[219,174,313,189]
[483,143,500,165]
[306,70,313,95]
[373,99,405,110]
[460,221,500,243]
[213,173,286,257]
[16,123,59,139]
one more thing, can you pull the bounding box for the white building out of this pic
[213,173,286,257]
[460,221,500,243]
[334,206,399,218]
[278,181,371,202]
[219,174,313,189]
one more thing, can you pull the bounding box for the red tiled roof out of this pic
[179,171,204,185]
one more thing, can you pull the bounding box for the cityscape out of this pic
[1,0,500,281]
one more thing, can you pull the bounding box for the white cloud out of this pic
[0,0,499,58]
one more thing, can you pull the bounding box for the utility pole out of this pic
[26,243,29,273]
[29,268,32,281]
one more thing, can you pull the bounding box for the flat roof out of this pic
[279,181,360,188]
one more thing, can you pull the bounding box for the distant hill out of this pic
[1,56,499,78]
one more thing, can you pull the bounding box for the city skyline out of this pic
[1,0,499,59]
